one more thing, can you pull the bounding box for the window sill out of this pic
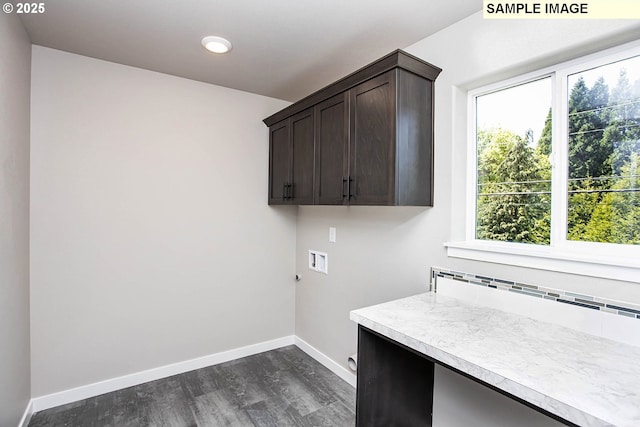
[444,241,639,284]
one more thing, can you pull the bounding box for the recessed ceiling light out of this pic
[201,36,232,54]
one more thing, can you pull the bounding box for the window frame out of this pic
[447,40,640,283]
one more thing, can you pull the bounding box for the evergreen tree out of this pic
[567,76,613,241]
[534,118,552,242]
[568,76,612,180]
[610,154,640,244]
[567,184,601,242]
[569,70,640,244]
[477,128,517,185]
[604,69,640,175]
[583,154,640,244]
[536,108,552,157]
[477,130,549,244]
[590,77,610,108]
[582,195,615,243]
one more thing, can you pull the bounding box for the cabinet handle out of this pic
[342,176,354,199]
[281,183,292,200]
[283,183,293,200]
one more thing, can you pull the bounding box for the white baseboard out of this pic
[294,336,357,388]
[31,335,295,412]
[17,399,33,427]
[29,334,355,414]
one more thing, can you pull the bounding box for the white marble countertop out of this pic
[350,292,640,427]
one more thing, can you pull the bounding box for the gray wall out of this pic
[15,9,640,419]
[30,46,296,397]
[295,13,640,427]
[0,13,32,427]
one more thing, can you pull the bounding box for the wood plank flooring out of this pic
[28,346,356,427]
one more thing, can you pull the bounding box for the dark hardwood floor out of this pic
[28,346,356,427]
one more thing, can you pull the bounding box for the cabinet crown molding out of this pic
[263,50,442,127]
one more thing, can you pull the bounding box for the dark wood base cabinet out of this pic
[356,326,435,426]
[265,50,441,206]
[356,325,576,427]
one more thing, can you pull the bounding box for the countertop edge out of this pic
[350,298,609,427]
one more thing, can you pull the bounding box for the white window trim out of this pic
[448,40,640,284]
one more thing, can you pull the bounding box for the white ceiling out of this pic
[20,0,481,102]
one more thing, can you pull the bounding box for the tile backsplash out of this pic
[431,267,640,347]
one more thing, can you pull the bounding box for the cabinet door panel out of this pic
[268,120,290,204]
[356,326,434,426]
[290,109,315,204]
[350,71,396,205]
[315,93,349,205]
[397,69,433,206]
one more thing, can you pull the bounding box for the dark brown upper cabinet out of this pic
[264,50,441,206]
[268,108,315,204]
[315,92,349,204]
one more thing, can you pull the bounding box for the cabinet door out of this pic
[290,108,315,204]
[315,93,349,205]
[357,326,434,426]
[350,71,396,205]
[268,120,290,205]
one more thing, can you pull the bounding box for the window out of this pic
[566,57,640,245]
[475,77,552,245]
[449,42,640,282]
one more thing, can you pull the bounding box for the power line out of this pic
[568,188,640,194]
[568,174,640,182]
[478,175,640,188]
[568,99,640,117]
[478,188,640,196]
[569,122,640,137]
